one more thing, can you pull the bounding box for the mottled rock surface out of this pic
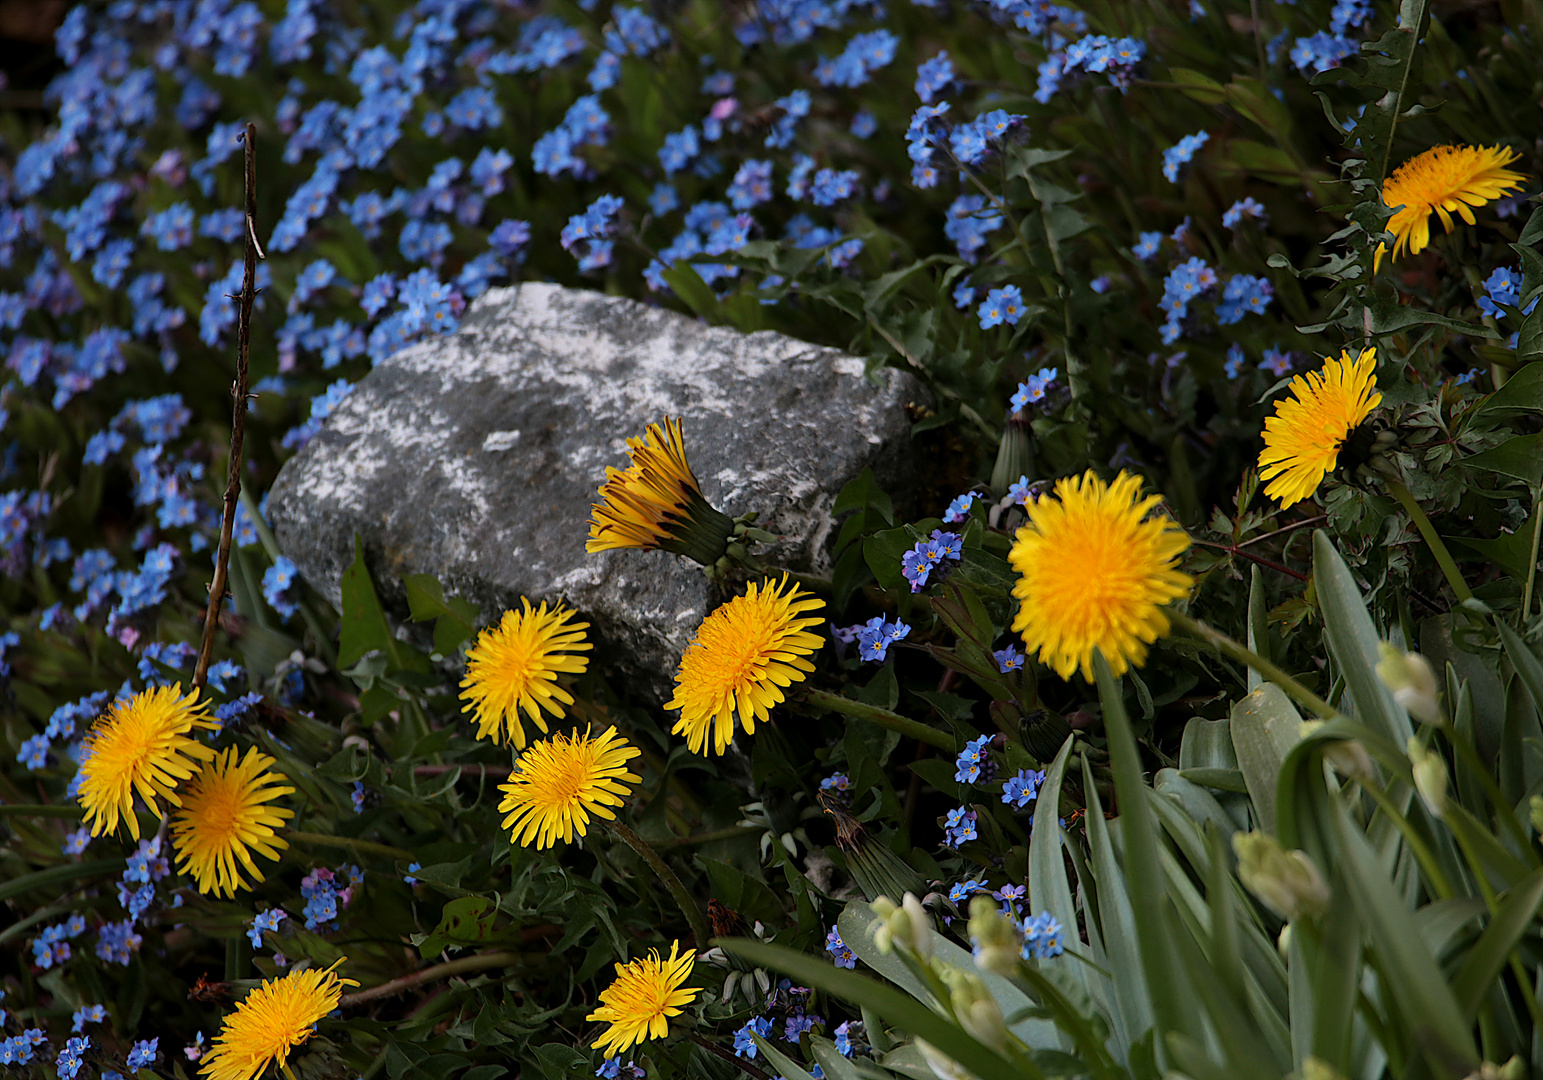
[267,282,919,696]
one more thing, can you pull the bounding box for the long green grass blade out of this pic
[1095,651,1203,1051]
[1312,530,1412,746]
[1450,868,1543,1022]
[0,858,127,903]
[718,938,1038,1080]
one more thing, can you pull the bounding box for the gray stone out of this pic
[267,282,919,697]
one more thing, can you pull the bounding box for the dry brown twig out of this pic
[194,121,262,691]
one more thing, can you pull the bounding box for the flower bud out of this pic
[902,892,934,959]
[967,895,1022,978]
[869,893,932,957]
[1233,831,1330,920]
[1300,1056,1348,1080]
[1376,643,1443,726]
[937,966,1007,1052]
[917,1039,978,1080]
[1408,738,1449,819]
[1299,721,1375,782]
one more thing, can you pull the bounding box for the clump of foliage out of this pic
[3,1,1543,1080]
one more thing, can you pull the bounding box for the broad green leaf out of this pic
[1498,618,1543,724]
[1167,67,1226,105]
[718,938,1038,1080]
[340,535,426,673]
[1230,684,1306,834]
[403,573,480,656]
[753,1033,817,1080]
[1467,362,1543,427]
[1029,734,1095,1015]
[1449,869,1543,1021]
[1459,434,1543,489]
[661,263,720,320]
[1095,651,1203,1049]
[1080,755,1154,1055]
[1330,794,1479,1073]
[1312,531,1411,746]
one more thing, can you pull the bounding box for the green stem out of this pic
[339,950,520,1008]
[1523,487,1542,618]
[1386,479,1473,604]
[0,803,85,817]
[1360,780,1455,899]
[286,829,415,863]
[605,820,714,949]
[1441,725,1539,867]
[1168,610,1339,720]
[653,825,761,849]
[802,687,957,751]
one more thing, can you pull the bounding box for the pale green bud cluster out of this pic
[1407,738,1449,819]
[966,895,1022,977]
[870,893,933,958]
[1233,831,1330,920]
[1376,643,1443,726]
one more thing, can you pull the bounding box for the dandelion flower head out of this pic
[586,942,699,1057]
[460,599,592,749]
[667,576,825,755]
[1009,470,1192,682]
[199,959,357,1080]
[586,418,734,564]
[497,725,641,849]
[1258,347,1382,508]
[171,746,295,897]
[1379,144,1525,266]
[76,684,218,840]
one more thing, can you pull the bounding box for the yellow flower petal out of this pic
[200,960,358,1080]
[497,726,642,850]
[171,746,295,898]
[76,684,218,840]
[1378,144,1526,268]
[1009,470,1193,683]
[586,418,734,564]
[1257,347,1382,508]
[460,599,592,749]
[586,942,699,1058]
[667,576,825,756]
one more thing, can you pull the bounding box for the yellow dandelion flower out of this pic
[586,418,735,565]
[199,959,358,1080]
[1258,347,1382,508]
[170,746,295,898]
[460,599,592,750]
[667,576,825,756]
[1378,144,1526,267]
[76,684,218,840]
[586,942,699,1057]
[497,726,642,849]
[1009,470,1192,683]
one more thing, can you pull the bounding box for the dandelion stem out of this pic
[1168,610,1339,720]
[1385,479,1473,605]
[194,120,261,691]
[286,829,415,863]
[338,950,521,1008]
[688,1033,773,1080]
[802,688,957,751]
[604,820,713,949]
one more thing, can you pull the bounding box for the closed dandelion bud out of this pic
[586,418,736,566]
[939,965,1007,1052]
[968,895,1022,978]
[1233,831,1330,920]
[1408,738,1449,819]
[1376,644,1443,725]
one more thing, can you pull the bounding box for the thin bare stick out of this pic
[338,950,521,1009]
[194,121,262,691]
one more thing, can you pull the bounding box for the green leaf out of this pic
[1095,651,1203,1045]
[1366,293,1498,338]
[1229,684,1306,834]
[1220,141,1300,186]
[662,263,721,320]
[753,1033,817,1080]
[1519,204,1543,248]
[717,938,1037,1080]
[1459,433,1543,489]
[1224,77,1294,136]
[1168,67,1227,105]
[340,536,426,673]
[0,858,127,903]
[1497,618,1543,727]
[1312,530,1411,746]
[833,467,894,523]
[403,573,480,656]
